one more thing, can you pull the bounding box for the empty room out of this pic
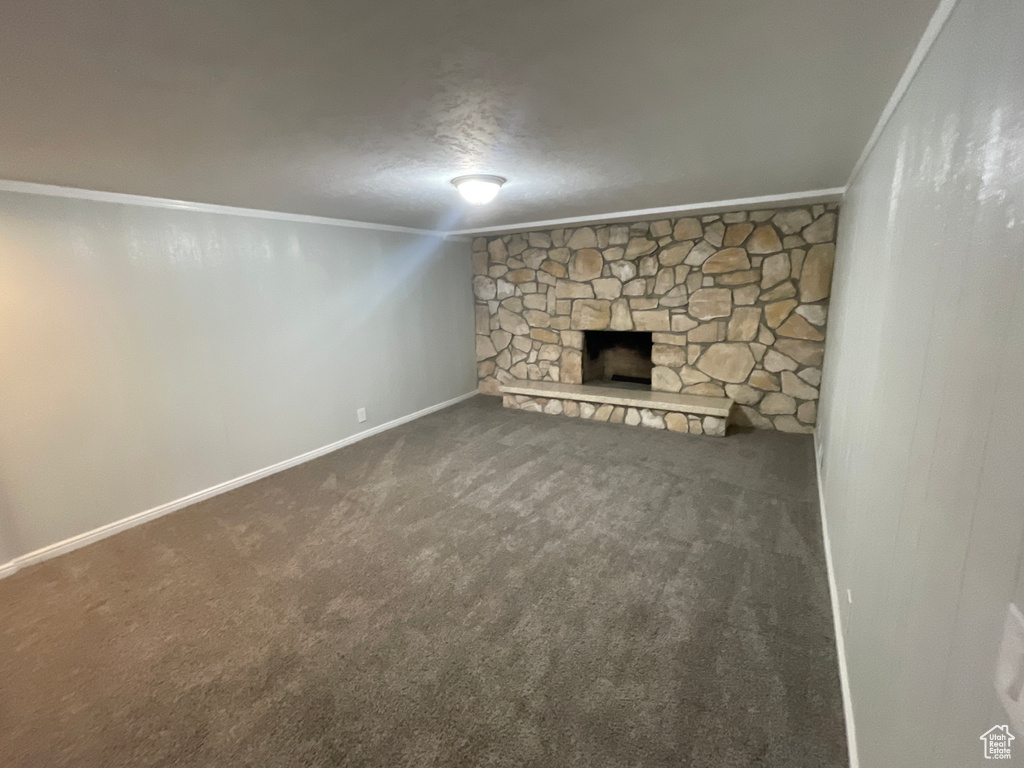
[1,0,1022,766]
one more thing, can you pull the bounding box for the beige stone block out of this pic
[580,402,596,419]
[659,242,693,267]
[671,314,699,333]
[550,315,570,330]
[570,300,612,330]
[704,221,725,247]
[488,239,508,262]
[733,284,760,305]
[683,382,726,397]
[527,232,552,249]
[733,405,773,429]
[473,276,497,300]
[555,280,595,299]
[563,400,580,417]
[703,416,726,436]
[640,409,667,429]
[717,270,761,286]
[522,248,547,269]
[566,227,598,250]
[687,344,701,365]
[796,304,828,326]
[679,366,711,385]
[622,278,646,296]
[608,260,637,282]
[798,367,822,386]
[592,277,623,300]
[652,366,682,392]
[610,299,634,330]
[689,416,703,434]
[772,209,813,235]
[790,249,806,279]
[653,332,687,346]
[559,330,583,349]
[501,297,523,313]
[639,255,658,276]
[491,329,512,351]
[652,343,688,367]
[774,338,825,366]
[543,399,563,415]
[538,344,561,362]
[610,406,625,424]
[727,306,761,341]
[561,350,585,382]
[556,300,572,315]
[760,281,797,302]
[723,211,748,224]
[498,308,529,335]
[625,407,641,426]
[723,222,754,246]
[748,369,781,390]
[761,253,790,289]
[797,401,818,424]
[696,342,756,383]
[665,413,689,433]
[760,392,796,414]
[747,225,783,254]
[530,328,559,344]
[688,322,722,342]
[659,286,689,308]
[802,212,836,243]
[506,269,535,284]
[633,309,671,331]
[476,335,497,360]
[763,349,798,373]
[495,279,516,299]
[654,268,675,295]
[488,264,509,278]
[549,247,571,264]
[673,217,703,241]
[475,305,490,334]
[764,299,798,329]
[626,238,657,258]
[521,294,545,311]
[758,325,775,345]
[648,219,672,238]
[629,297,659,310]
[702,247,750,274]
[540,260,568,278]
[774,415,814,433]
[472,251,489,275]
[569,249,603,281]
[523,310,551,328]
[777,314,825,341]
[684,240,717,266]
[593,403,614,422]
[478,360,495,378]
[800,244,835,302]
[782,371,818,400]
[688,288,732,320]
[726,383,763,405]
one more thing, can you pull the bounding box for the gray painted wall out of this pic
[0,192,476,562]
[817,0,1024,765]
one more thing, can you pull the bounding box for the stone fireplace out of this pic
[473,203,838,434]
[582,331,652,388]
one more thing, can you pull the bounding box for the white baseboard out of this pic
[0,390,478,580]
[814,432,859,768]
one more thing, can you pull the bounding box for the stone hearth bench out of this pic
[499,380,733,436]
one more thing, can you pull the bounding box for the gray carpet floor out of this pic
[0,396,847,767]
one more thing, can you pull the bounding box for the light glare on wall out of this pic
[452,175,505,205]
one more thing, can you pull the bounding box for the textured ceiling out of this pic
[0,0,939,231]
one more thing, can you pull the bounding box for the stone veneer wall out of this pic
[473,203,838,432]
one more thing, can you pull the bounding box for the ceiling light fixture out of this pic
[452,174,505,205]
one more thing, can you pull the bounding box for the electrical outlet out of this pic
[995,603,1024,735]
[356,407,367,423]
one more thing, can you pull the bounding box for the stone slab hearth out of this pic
[500,379,732,436]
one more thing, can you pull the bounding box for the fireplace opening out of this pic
[582,331,653,390]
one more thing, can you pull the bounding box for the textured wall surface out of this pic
[0,192,476,562]
[473,204,838,431]
[817,0,1024,765]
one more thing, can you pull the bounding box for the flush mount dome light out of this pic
[452,174,505,205]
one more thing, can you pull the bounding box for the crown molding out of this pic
[0,179,447,237]
[847,0,960,187]
[446,187,846,237]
